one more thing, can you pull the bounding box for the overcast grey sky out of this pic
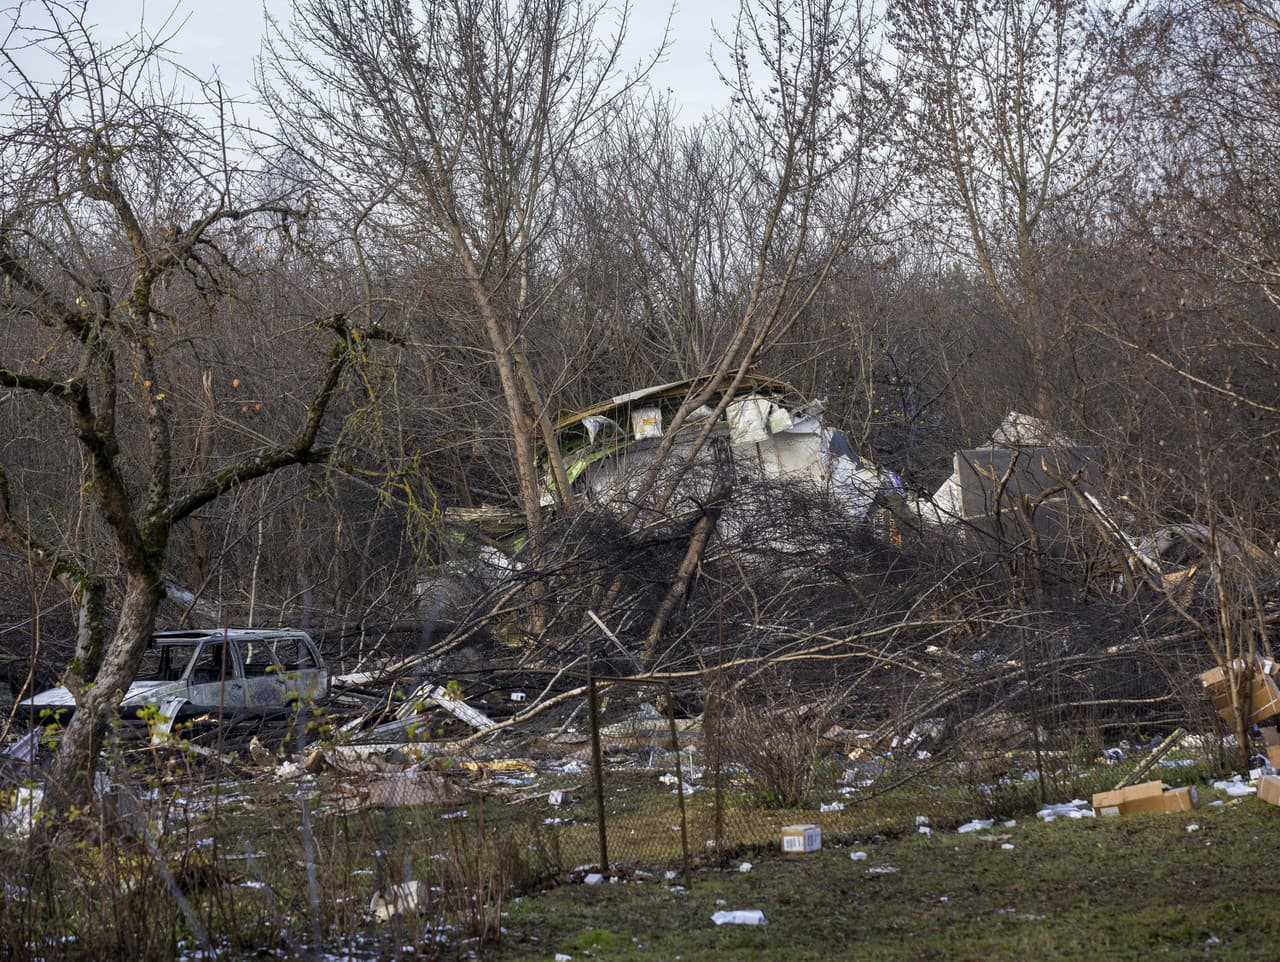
[74,0,740,120]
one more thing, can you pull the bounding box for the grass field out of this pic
[496,790,1280,961]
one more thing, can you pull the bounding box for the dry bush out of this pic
[713,678,841,809]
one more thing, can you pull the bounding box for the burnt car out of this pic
[19,628,329,734]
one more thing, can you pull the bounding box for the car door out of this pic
[262,635,329,706]
[183,640,246,709]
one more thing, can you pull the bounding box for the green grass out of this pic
[495,793,1280,961]
[0,739,1249,960]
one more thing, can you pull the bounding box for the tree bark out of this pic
[44,572,163,812]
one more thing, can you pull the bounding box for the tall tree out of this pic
[265,0,657,534]
[891,0,1138,419]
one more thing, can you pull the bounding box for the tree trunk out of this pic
[44,572,163,813]
[642,497,724,666]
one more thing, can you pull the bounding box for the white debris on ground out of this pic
[850,851,868,861]
[1036,799,1095,821]
[819,801,845,812]
[711,910,767,926]
[738,862,753,873]
[866,866,898,875]
[1213,776,1256,797]
[956,819,994,834]
[0,786,43,840]
[369,880,424,923]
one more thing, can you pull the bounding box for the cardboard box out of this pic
[1259,775,1280,807]
[1092,781,1198,816]
[1126,785,1199,815]
[1201,658,1280,726]
[1260,725,1280,747]
[1267,745,1280,769]
[1091,789,1126,817]
[781,823,821,853]
[1092,780,1163,817]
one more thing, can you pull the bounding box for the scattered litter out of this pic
[548,790,564,806]
[1036,799,1095,821]
[555,954,573,961]
[1,786,42,840]
[1186,824,1200,832]
[511,691,527,702]
[1213,777,1256,798]
[332,772,468,813]
[275,761,303,780]
[738,862,753,873]
[819,801,845,812]
[850,851,868,861]
[711,910,767,926]
[584,873,604,885]
[1001,843,1015,850]
[1002,819,1017,827]
[957,819,994,834]
[866,866,898,875]
[915,815,930,826]
[1210,800,1226,807]
[918,826,932,836]
[664,871,678,881]
[370,880,424,923]
[3,731,38,763]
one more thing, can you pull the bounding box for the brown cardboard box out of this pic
[1268,745,1280,769]
[1126,785,1199,814]
[1258,774,1280,807]
[1201,659,1280,726]
[1092,780,1164,816]
[1091,789,1126,817]
[1251,673,1280,722]
[1260,725,1280,747]
[1118,780,1166,813]
[1200,656,1276,691]
[781,824,822,853]
[1091,781,1198,816]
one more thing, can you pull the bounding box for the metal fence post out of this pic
[588,676,608,873]
[665,687,692,887]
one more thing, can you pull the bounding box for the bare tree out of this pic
[604,0,905,523]
[891,0,1139,420]
[264,0,660,535]
[0,2,392,808]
